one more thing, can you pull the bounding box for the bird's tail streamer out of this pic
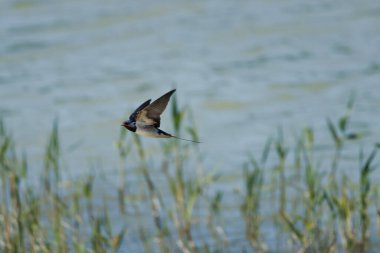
[171,135,201,143]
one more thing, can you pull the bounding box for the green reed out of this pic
[241,154,265,251]
[159,93,214,252]
[0,96,379,253]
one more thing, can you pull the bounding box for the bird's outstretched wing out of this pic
[136,89,176,127]
[129,99,151,121]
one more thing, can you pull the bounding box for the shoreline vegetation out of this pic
[1,97,379,253]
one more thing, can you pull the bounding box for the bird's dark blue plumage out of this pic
[122,89,200,143]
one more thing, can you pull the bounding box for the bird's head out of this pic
[122,120,136,132]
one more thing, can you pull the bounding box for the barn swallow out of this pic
[122,89,200,143]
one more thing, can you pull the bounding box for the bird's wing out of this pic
[136,89,176,127]
[129,99,151,122]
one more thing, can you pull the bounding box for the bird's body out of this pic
[135,123,170,138]
[122,89,200,143]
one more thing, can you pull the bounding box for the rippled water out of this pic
[1,0,379,173]
[1,0,380,250]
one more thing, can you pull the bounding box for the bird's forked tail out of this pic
[171,135,201,143]
[158,129,201,143]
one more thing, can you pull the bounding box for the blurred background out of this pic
[1,0,379,173]
[1,0,380,252]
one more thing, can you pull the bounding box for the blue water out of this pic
[1,0,380,251]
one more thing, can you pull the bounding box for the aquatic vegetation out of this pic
[0,97,379,252]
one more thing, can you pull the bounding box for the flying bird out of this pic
[122,89,200,143]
